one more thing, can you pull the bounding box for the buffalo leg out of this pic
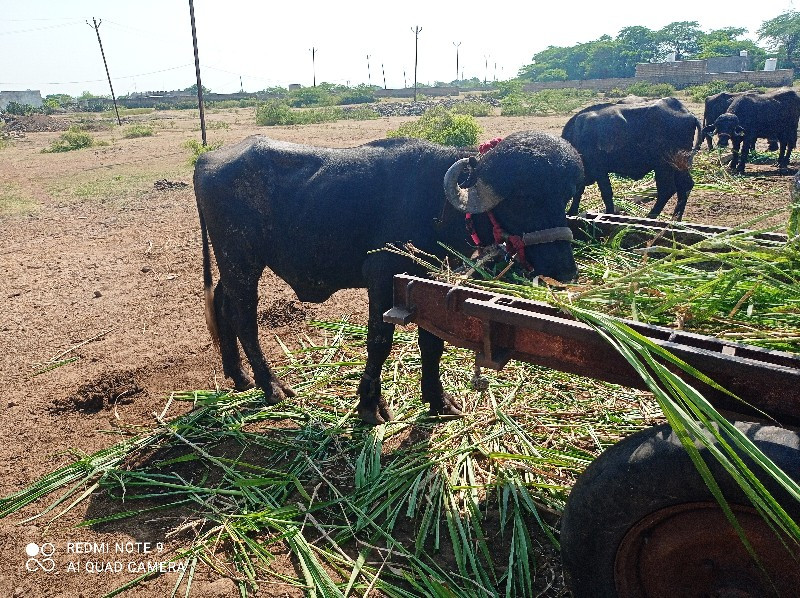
[221,274,295,404]
[419,328,462,417]
[357,257,398,424]
[735,138,751,174]
[597,174,615,214]
[213,283,254,390]
[567,184,586,216]
[729,138,742,171]
[671,170,694,222]
[648,168,678,220]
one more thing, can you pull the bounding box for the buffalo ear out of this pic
[702,124,715,136]
[734,126,745,137]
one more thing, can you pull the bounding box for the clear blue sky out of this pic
[1,0,796,97]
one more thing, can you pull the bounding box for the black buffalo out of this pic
[562,97,701,221]
[703,88,800,173]
[195,132,582,424]
[700,90,778,151]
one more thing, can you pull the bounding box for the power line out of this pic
[0,21,83,35]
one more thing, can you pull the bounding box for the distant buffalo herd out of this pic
[193,87,800,422]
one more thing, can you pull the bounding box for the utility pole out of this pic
[403,70,407,88]
[411,26,422,102]
[381,64,386,89]
[188,0,207,146]
[484,53,490,85]
[366,54,371,85]
[309,47,317,87]
[86,17,121,126]
[453,41,461,83]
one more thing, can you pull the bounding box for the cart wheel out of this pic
[560,422,800,598]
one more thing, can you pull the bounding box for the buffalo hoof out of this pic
[357,397,394,425]
[428,392,463,418]
[263,379,296,406]
[233,372,255,392]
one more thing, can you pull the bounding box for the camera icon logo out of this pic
[25,543,56,572]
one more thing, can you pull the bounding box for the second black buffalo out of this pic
[562,97,701,221]
[703,88,800,174]
[194,132,582,424]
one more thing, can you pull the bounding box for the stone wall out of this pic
[0,90,43,110]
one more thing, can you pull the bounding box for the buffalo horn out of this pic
[443,158,503,214]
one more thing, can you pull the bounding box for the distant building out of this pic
[0,90,43,110]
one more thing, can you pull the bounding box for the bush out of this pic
[386,106,481,147]
[122,125,155,138]
[338,85,375,105]
[731,82,762,93]
[500,89,597,116]
[184,139,222,165]
[43,126,95,153]
[256,101,378,126]
[625,82,675,98]
[685,80,729,103]
[4,102,38,116]
[255,101,295,126]
[451,101,493,117]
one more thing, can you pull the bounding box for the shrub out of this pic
[338,84,375,105]
[686,80,729,103]
[122,124,154,138]
[731,82,762,93]
[605,88,627,98]
[625,82,675,98]
[500,88,597,116]
[184,138,222,165]
[43,126,95,153]
[255,101,295,126]
[4,102,37,116]
[386,106,481,146]
[451,101,493,117]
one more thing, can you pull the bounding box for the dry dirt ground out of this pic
[0,102,795,598]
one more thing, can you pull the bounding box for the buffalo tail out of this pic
[199,209,221,350]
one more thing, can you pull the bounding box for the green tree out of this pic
[758,10,800,68]
[698,28,767,68]
[584,37,625,79]
[182,83,212,95]
[657,21,703,60]
[616,26,658,75]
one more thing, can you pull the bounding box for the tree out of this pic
[758,10,800,68]
[698,28,767,68]
[584,37,625,79]
[657,21,703,60]
[616,26,658,75]
[183,83,211,95]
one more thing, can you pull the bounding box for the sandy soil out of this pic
[0,102,795,597]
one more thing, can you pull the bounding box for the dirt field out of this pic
[0,101,795,597]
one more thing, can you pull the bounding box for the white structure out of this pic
[764,58,778,71]
[0,90,43,110]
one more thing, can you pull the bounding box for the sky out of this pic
[1,0,798,98]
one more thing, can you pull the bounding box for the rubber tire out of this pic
[560,421,800,598]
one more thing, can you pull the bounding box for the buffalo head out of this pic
[443,131,581,282]
[704,113,745,148]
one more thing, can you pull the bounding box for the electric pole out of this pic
[188,0,207,146]
[366,54,371,85]
[453,41,461,83]
[86,17,121,126]
[411,26,422,102]
[310,47,317,87]
[382,64,386,89]
[484,53,490,85]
